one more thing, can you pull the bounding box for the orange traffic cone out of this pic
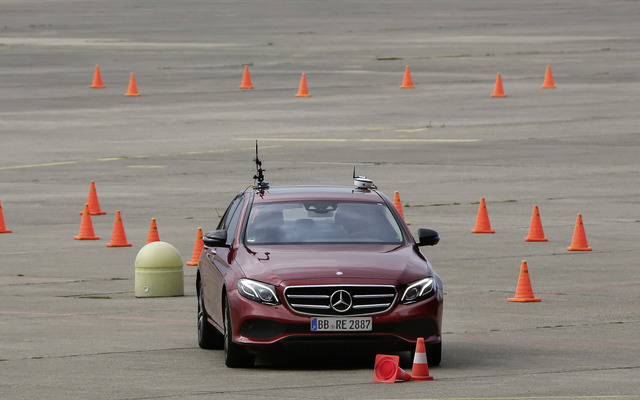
[186,227,204,266]
[90,65,105,89]
[125,73,141,97]
[525,205,548,242]
[0,200,12,233]
[75,203,100,240]
[508,260,541,302]
[393,191,410,225]
[238,65,254,89]
[146,218,160,244]
[400,65,415,89]
[372,354,412,383]
[106,210,132,247]
[80,180,107,215]
[567,213,592,251]
[491,73,507,97]
[410,337,434,381]
[471,197,495,233]
[541,65,556,89]
[295,73,311,97]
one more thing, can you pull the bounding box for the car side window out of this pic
[225,198,244,246]
[217,195,244,246]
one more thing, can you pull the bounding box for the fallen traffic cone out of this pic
[400,65,415,89]
[372,354,412,383]
[75,203,100,240]
[80,180,107,215]
[508,260,541,302]
[393,191,410,225]
[238,65,255,89]
[125,73,141,97]
[410,337,434,381]
[90,65,105,89]
[541,65,556,89]
[471,197,495,233]
[525,205,548,242]
[491,73,507,97]
[186,227,204,266]
[146,218,160,244]
[567,213,592,251]
[0,200,12,233]
[295,73,311,97]
[106,210,132,247]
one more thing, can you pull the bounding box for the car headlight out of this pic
[400,277,436,304]
[238,279,280,305]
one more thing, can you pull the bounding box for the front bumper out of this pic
[227,287,443,351]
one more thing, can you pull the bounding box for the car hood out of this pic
[235,244,432,286]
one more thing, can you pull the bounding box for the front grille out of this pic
[284,285,397,316]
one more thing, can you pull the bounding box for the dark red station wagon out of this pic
[196,170,443,368]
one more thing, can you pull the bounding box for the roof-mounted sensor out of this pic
[353,167,376,190]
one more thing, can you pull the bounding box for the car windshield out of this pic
[245,200,404,245]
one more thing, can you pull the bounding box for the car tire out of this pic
[224,297,255,368]
[426,341,441,366]
[198,284,223,349]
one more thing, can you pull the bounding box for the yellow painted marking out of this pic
[96,157,122,162]
[370,396,640,400]
[234,138,479,143]
[0,146,281,171]
[237,138,348,143]
[126,165,167,169]
[0,160,78,170]
[395,128,429,133]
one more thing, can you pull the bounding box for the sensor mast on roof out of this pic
[253,141,269,189]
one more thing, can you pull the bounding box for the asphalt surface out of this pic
[1,0,639,399]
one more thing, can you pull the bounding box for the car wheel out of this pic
[198,284,223,349]
[426,341,441,366]
[223,297,255,368]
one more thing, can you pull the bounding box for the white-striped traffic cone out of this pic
[411,338,434,381]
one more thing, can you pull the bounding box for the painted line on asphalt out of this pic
[449,334,640,349]
[0,145,281,171]
[234,138,480,143]
[0,138,472,170]
[0,310,194,324]
[372,396,640,400]
[539,282,640,296]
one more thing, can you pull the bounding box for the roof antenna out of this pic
[253,140,268,189]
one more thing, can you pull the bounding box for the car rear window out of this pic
[245,201,404,245]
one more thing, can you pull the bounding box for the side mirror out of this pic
[417,228,440,246]
[203,230,228,248]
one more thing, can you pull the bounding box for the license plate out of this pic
[310,317,372,332]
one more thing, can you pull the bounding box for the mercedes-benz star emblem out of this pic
[330,290,352,313]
